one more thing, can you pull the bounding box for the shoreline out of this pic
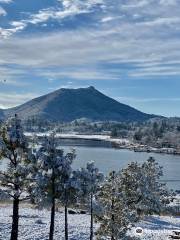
[25,132,180,156]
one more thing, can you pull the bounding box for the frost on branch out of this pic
[96,171,136,240]
[0,114,35,201]
[74,161,104,203]
[0,114,37,240]
[73,161,104,240]
[120,157,171,217]
[33,133,76,206]
[32,133,76,240]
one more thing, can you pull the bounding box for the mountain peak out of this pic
[1,87,156,122]
[87,86,96,90]
[55,86,96,93]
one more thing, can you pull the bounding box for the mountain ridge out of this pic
[1,86,158,122]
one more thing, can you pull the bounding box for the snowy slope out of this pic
[0,204,180,240]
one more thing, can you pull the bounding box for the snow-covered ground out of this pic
[129,215,180,240]
[0,204,179,240]
[0,204,92,240]
[25,132,130,145]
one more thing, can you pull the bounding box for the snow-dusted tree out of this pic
[58,151,77,240]
[96,171,136,240]
[141,157,170,214]
[74,162,104,240]
[34,133,75,240]
[0,114,36,240]
[119,161,144,217]
[120,157,170,217]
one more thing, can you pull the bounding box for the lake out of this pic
[59,138,180,190]
[1,138,180,190]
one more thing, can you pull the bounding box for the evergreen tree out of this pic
[34,133,75,240]
[58,151,76,240]
[120,157,170,217]
[96,171,136,240]
[119,162,144,217]
[111,128,118,138]
[74,162,104,240]
[0,115,35,240]
[141,157,170,214]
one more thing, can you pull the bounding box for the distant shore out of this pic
[25,132,180,156]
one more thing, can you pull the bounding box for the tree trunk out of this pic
[49,196,55,240]
[65,189,68,240]
[10,198,19,240]
[90,193,93,240]
[10,149,20,240]
[65,204,68,240]
[49,177,55,240]
[111,172,115,240]
[111,234,115,240]
[111,205,115,240]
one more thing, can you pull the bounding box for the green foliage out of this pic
[96,171,136,240]
[120,157,170,216]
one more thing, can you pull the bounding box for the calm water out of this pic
[1,139,180,190]
[60,138,180,190]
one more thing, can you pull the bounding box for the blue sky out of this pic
[0,0,180,117]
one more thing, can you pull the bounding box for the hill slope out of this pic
[2,87,156,122]
[0,109,4,119]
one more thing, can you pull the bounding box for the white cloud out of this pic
[0,92,38,109]
[0,0,104,38]
[0,6,6,16]
[1,25,180,80]
[39,67,120,81]
[129,64,180,78]
[0,21,27,38]
[1,0,180,80]
[121,0,149,9]
[0,66,30,86]
[116,96,180,103]
[160,0,177,6]
[0,0,12,3]
[101,16,123,23]
[28,0,103,24]
[28,8,87,25]
[1,0,180,39]
[139,17,180,26]
[0,79,29,86]
[11,21,26,28]
[130,70,180,78]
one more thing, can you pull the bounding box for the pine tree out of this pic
[119,162,144,217]
[96,171,136,240]
[141,157,170,214]
[120,157,170,217]
[33,133,75,240]
[58,151,76,240]
[0,115,35,240]
[74,162,104,240]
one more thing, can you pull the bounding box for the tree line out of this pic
[0,115,172,240]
